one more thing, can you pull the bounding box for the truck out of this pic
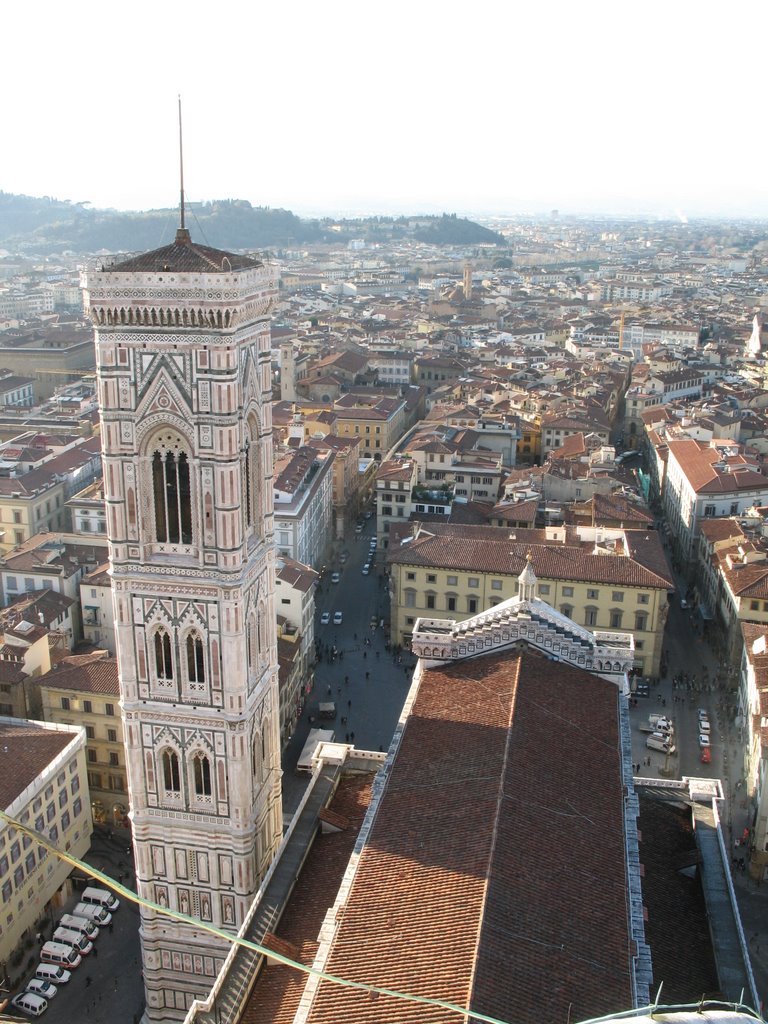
[297,728,335,772]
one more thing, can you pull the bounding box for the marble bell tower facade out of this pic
[85,228,283,1020]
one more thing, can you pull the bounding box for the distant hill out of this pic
[0,193,505,254]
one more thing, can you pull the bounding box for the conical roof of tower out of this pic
[105,228,262,274]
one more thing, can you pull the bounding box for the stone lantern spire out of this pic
[517,550,538,602]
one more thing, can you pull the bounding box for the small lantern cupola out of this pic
[517,549,538,603]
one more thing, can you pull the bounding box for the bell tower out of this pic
[85,229,282,1020]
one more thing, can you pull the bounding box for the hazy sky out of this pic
[4,0,765,218]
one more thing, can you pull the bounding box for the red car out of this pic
[701,747,712,764]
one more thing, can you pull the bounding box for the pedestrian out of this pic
[86,976,92,988]
[108,920,114,934]
[365,671,370,680]
[92,945,98,958]
[363,651,367,659]
[347,699,351,709]
[327,685,332,695]
[345,732,350,742]
[350,731,355,741]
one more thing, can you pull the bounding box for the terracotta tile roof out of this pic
[723,562,768,599]
[387,523,673,589]
[276,556,318,593]
[40,655,119,695]
[698,519,747,543]
[303,650,633,1024]
[550,430,587,458]
[491,497,539,524]
[104,230,260,274]
[0,720,75,808]
[667,439,768,495]
[242,775,374,1024]
[376,459,416,482]
[571,492,654,527]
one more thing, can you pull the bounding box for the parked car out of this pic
[320,611,330,625]
[333,611,343,625]
[23,980,57,1000]
[34,964,70,986]
[72,902,111,926]
[331,572,341,584]
[699,718,710,732]
[699,733,711,748]
[80,886,120,912]
[11,992,48,1017]
[701,747,712,764]
[362,564,370,575]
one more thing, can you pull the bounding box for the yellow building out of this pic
[38,655,128,827]
[335,394,406,462]
[516,417,542,464]
[0,717,91,975]
[0,477,68,555]
[387,522,672,677]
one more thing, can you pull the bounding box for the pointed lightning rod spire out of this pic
[177,95,190,242]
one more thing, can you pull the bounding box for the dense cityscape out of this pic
[1,202,768,1023]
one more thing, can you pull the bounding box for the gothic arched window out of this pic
[243,418,263,539]
[152,449,192,544]
[193,753,212,797]
[162,750,180,792]
[244,437,253,528]
[154,629,173,681]
[186,632,205,685]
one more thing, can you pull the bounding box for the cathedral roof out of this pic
[105,228,261,274]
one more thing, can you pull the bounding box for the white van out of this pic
[53,926,93,956]
[646,733,676,754]
[24,978,57,1000]
[40,940,81,969]
[73,901,111,926]
[11,992,48,1017]
[59,914,98,941]
[81,886,120,912]
[34,963,71,985]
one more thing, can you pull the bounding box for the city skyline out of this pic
[4,1,766,221]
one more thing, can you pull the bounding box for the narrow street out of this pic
[629,589,768,1005]
[280,515,416,817]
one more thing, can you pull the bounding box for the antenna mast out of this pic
[178,95,186,232]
